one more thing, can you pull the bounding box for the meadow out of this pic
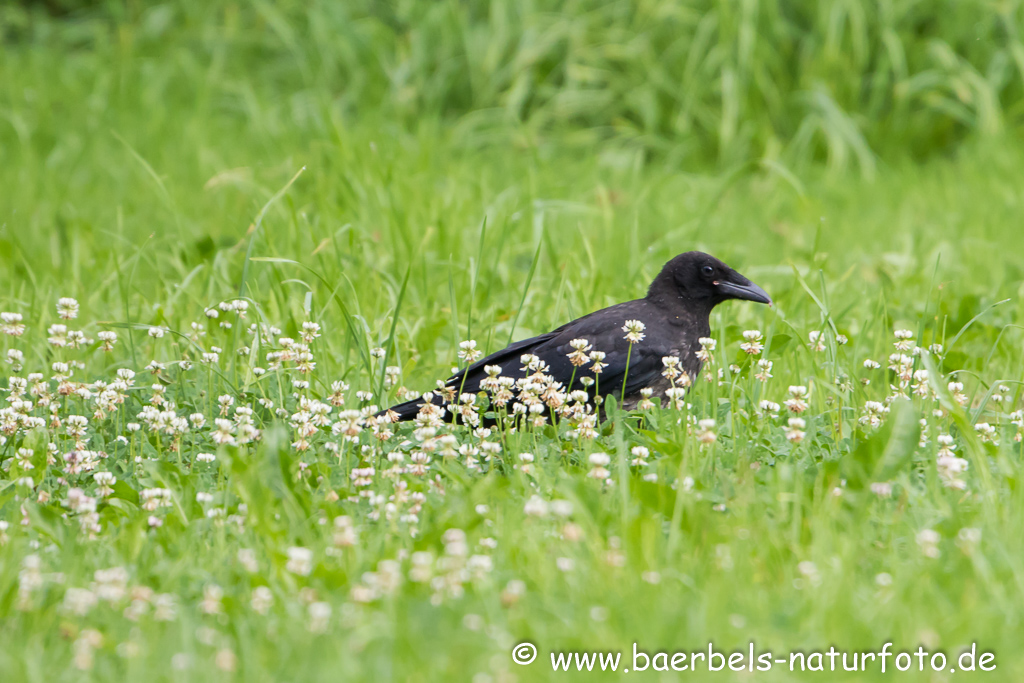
[3,2,1024,681]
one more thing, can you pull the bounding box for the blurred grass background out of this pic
[8,0,1024,170]
[11,0,1024,161]
[3,0,1024,381]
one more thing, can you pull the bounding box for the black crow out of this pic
[385,251,771,421]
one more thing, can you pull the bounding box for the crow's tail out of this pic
[381,397,425,422]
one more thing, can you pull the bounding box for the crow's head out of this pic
[652,251,772,307]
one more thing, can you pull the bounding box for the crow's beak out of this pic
[715,277,772,305]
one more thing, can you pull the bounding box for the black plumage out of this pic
[385,251,771,421]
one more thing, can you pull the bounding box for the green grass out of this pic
[3,4,1024,682]
[6,0,1024,173]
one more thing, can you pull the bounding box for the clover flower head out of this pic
[1,312,26,337]
[57,297,79,320]
[567,338,593,366]
[893,329,915,351]
[785,417,806,443]
[622,320,646,344]
[740,329,763,355]
[696,418,717,445]
[458,340,483,363]
[696,337,716,362]
[784,385,809,413]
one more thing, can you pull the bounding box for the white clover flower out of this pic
[458,339,482,363]
[501,579,526,606]
[911,369,934,399]
[635,387,656,410]
[47,324,68,347]
[1011,410,1024,443]
[797,560,821,586]
[567,338,592,366]
[550,500,573,518]
[893,329,915,351]
[286,547,313,576]
[696,337,716,363]
[66,415,89,438]
[467,555,493,579]
[140,488,172,512]
[1,312,26,337]
[250,586,273,614]
[15,448,34,470]
[859,400,890,428]
[740,330,763,355]
[93,472,116,497]
[523,495,549,517]
[870,481,893,498]
[622,320,646,344]
[6,349,24,371]
[785,417,806,443]
[948,381,968,406]
[937,453,969,489]
[630,445,650,466]
[935,433,968,488]
[57,297,79,320]
[97,330,117,351]
[214,649,237,673]
[661,355,682,380]
[916,529,941,558]
[301,321,322,343]
[696,418,717,445]
[308,601,331,633]
[957,527,982,553]
[784,385,809,413]
[63,587,98,616]
[975,422,998,445]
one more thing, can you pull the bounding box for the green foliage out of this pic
[6,0,1024,171]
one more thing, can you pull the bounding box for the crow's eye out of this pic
[701,265,714,277]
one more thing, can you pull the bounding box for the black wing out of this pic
[383,330,560,420]
[454,299,664,398]
[386,299,666,420]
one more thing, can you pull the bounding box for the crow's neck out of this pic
[646,274,715,322]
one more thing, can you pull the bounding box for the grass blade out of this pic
[378,265,411,398]
[506,240,542,347]
[239,166,306,299]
